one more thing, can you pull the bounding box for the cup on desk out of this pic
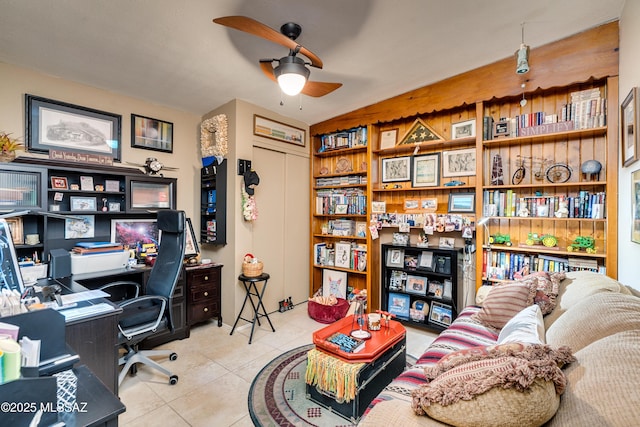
[0,338,21,383]
[368,313,381,331]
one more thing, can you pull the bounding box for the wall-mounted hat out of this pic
[243,170,260,195]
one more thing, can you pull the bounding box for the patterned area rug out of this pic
[248,344,416,427]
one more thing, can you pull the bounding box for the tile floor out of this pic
[118,302,437,426]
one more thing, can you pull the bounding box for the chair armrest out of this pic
[118,296,168,340]
[118,295,167,309]
[100,281,141,300]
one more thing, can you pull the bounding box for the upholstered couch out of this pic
[360,271,640,426]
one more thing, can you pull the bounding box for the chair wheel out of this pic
[169,375,178,385]
[169,353,178,361]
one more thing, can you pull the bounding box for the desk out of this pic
[42,267,146,395]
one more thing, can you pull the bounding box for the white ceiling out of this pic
[0,0,624,126]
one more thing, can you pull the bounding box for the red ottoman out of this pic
[308,298,350,323]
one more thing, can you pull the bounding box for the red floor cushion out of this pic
[308,298,350,323]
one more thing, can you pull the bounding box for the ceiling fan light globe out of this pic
[274,56,310,96]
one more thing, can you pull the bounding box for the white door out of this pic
[252,146,309,313]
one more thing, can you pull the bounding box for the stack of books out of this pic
[72,242,124,255]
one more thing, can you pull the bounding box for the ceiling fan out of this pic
[213,16,342,97]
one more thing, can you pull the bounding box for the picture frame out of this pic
[335,204,348,215]
[0,219,25,293]
[442,148,476,177]
[25,94,122,161]
[128,179,175,211]
[110,219,159,248]
[421,198,438,212]
[105,180,120,192]
[131,113,174,153]
[108,202,121,212]
[70,196,97,211]
[50,176,69,190]
[439,237,455,249]
[405,275,427,295]
[322,269,348,299]
[64,215,95,239]
[185,218,200,257]
[382,156,411,182]
[380,129,398,150]
[428,280,444,298]
[5,218,23,245]
[253,114,305,147]
[621,87,639,167]
[429,301,453,327]
[448,192,475,213]
[633,169,640,244]
[386,248,404,267]
[371,201,387,213]
[404,199,419,210]
[80,176,94,191]
[388,292,410,319]
[392,232,410,246]
[403,254,418,269]
[451,119,476,139]
[418,251,434,270]
[334,241,352,269]
[412,153,440,187]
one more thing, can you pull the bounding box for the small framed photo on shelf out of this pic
[412,153,440,187]
[382,156,411,182]
[451,119,476,139]
[70,196,97,211]
[418,251,434,270]
[404,199,419,210]
[404,254,418,269]
[410,300,429,322]
[428,280,444,298]
[5,218,23,245]
[80,176,94,191]
[386,248,404,268]
[442,148,476,177]
[322,269,348,299]
[429,301,453,328]
[335,204,348,214]
[371,201,387,213]
[392,232,410,246]
[108,202,121,212]
[405,275,427,295]
[380,129,398,150]
[439,237,455,249]
[334,242,352,269]
[389,270,407,291]
[388,292,410,319]
[448,192,475,213]
[355,222,367,238]
[105,179,120,192]
[51,176,68,189]
[421,198,438,212]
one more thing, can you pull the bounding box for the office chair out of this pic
[101,210,186,386]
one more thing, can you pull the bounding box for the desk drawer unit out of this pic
[187,264,223,327]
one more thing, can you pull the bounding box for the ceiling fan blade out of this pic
[213,16,323,68]
[302,81,343,97]
[259,61,277,82]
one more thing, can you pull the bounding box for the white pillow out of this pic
[498,304,545,344]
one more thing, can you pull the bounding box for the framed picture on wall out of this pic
[621,87,639,167]
[131,114,174,153]
[382,157,411,182]
[633,169,640,244]
[412,153,440,187]
[322,269,347,299]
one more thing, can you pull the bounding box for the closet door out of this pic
[252,146,309,313]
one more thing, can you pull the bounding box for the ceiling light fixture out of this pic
[274,56,310,96]
[515,22,530,75]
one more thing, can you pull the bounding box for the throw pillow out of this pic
[471,281,537,329]
[498,304,545,344]
[413,344,575,427]
[529,271,565,315]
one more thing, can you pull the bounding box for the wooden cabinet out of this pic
[310,128,370,304]
[186,264,223,327]
[200,160,227,245]
[381,244,462,333]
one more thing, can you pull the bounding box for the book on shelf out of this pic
[325,332,365,353]
[483,191,606,219]
[72,242,124,255]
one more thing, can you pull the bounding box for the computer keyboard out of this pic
[59,302,115,321]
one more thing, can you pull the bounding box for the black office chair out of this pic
[101,210,186,386]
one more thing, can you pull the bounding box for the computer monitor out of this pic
[0,219,25,294]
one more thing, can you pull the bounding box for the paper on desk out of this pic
[20,336,41,367]
[60,289,110,305]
